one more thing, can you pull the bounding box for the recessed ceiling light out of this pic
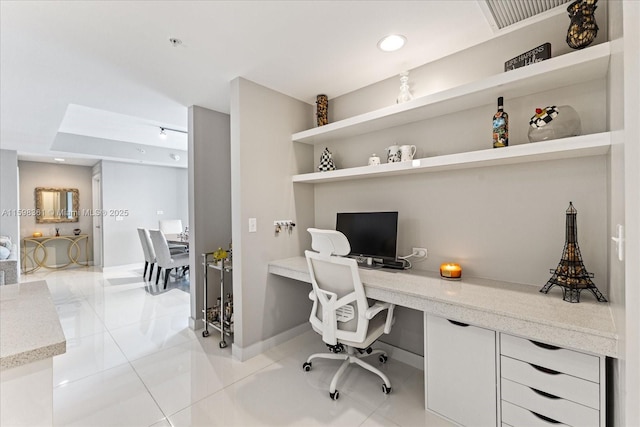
[169,38,182,47]
[137,148,146,154]
[159,128,168,139]
[54,158,65,162]
[377,34,406,52]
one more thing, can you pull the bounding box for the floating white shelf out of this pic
[292,43,611,145]
[292,133,611,184]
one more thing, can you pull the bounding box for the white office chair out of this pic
[148,229,190,289]
[303,228,396,400]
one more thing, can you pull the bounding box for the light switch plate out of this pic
[249,218,257,233]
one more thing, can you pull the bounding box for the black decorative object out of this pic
[504,43,551,72]
[566,0,598,50]
[318,147,336,172]
[540,202,607,303]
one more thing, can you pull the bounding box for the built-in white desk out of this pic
[269,256,617,357]
[270,256,617,426]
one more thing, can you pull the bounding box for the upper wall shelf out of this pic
[292,133,611,184]
[292,42,611,145]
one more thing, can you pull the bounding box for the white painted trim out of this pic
[101,262,144,273]
[375,340,424,371]
[189,316,204,331]
[232,323,311,362]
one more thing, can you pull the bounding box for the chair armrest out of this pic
[365,302,391,319]
[365,302,395,334]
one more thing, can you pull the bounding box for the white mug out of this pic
[400,145,417,162]
[386,145,401,163]
[368,154,380,166]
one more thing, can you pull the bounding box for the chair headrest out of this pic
[307,228,351,257]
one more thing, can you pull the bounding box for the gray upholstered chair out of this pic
[149,229,190,288]
[302,228,396,400]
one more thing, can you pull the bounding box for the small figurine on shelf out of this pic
[396,71,414,104]
[55,227,60,237]
[318,147,336,171]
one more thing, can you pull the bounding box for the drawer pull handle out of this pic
[530,387,561,400]
[529,340,561,350]
[530,363,561,375]
[530,410,562,424]
[447,320,469,327]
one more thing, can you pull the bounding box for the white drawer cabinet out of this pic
[425,314,497,427]
[499,333,605,427]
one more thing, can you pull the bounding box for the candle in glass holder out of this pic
[32,232,43,238]
[440,263,462,280]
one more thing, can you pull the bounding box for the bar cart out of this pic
[201,252,233,348]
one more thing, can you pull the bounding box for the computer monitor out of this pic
[335,211,398,263]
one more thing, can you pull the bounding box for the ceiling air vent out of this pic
[480,0,571,30]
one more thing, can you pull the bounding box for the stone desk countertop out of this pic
[0,281,66,369]
[268,256,618,358]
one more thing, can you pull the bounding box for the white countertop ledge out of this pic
[268,256,618,358]
[1,281,66,369]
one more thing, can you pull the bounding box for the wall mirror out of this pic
[35,187,79,223]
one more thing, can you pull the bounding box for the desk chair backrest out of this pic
[305,228,369,346]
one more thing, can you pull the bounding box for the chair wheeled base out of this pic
[302,345,392,400]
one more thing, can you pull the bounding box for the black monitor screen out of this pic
[336,211,398,262]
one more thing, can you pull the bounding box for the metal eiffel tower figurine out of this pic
[540,202,607,303]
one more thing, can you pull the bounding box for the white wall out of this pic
[188,105,232,329]
[100,161,187,268]
[0,150,19,244]
[18,161,93,267]
[230,77,314,358]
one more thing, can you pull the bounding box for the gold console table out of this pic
[22,235,89,273]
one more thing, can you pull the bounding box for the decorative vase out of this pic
[316,95,328,127]
[73,229,81,235]
[528,105,581,143]
[566,0,598,50]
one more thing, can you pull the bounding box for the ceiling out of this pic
[1,1,525,168]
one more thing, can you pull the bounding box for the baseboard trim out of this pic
[232,323,312,362]
[228,323,424,370]
[101,262,144,273]
[189,316,204,331]
[375,341,424,371]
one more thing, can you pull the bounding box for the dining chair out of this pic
[137,228,155,281]
[149,229,190,288]
[302,228,396,400]
[159,219,184,241]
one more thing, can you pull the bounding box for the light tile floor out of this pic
[21,267,454,426]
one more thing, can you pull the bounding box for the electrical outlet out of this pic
[413,247,428,258]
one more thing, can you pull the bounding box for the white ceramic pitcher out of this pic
[400,145,417,161]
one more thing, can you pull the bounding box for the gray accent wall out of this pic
[101,161,188,268]
[188,106,231,329]
[230,77,314,355]
[0,150,19,244]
